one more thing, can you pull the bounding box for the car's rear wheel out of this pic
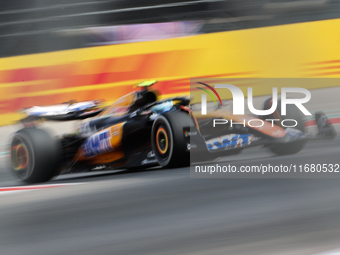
[10,128,61,183]
[263,98,307,155]
[151,111,192,168]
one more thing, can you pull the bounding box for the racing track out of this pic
[0,87,340,254]
[0,138,340,255]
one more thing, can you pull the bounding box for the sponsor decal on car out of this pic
[147,151,155,158]
[141,158,158,165]
[184,131,197,137]
[206,134,256,151]
[82,123,124,158]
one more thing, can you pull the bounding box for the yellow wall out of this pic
[1,18,340,126]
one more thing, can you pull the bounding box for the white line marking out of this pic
[312,248,340,255]
[0,190,30,196]
[0,0,223,27]
[264,0,328,9]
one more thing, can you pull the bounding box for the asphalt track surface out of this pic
[1,87,340,254]
[0,137,340,255]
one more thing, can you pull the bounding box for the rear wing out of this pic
[20,100,105,126]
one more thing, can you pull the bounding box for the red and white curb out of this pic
[0,183,86,195]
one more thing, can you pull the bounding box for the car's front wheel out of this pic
[151,111,192,168]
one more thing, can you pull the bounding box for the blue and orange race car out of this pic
[9,81,336,183]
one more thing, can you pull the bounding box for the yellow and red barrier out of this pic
[1,18,340,126]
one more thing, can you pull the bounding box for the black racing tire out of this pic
[10,128,61,183]
[263,98,306,156]
[151,111,192,168]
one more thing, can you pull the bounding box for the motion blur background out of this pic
[1,0,340,125]
[1,0,340,57]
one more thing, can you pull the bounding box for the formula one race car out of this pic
[9,81,336,183]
